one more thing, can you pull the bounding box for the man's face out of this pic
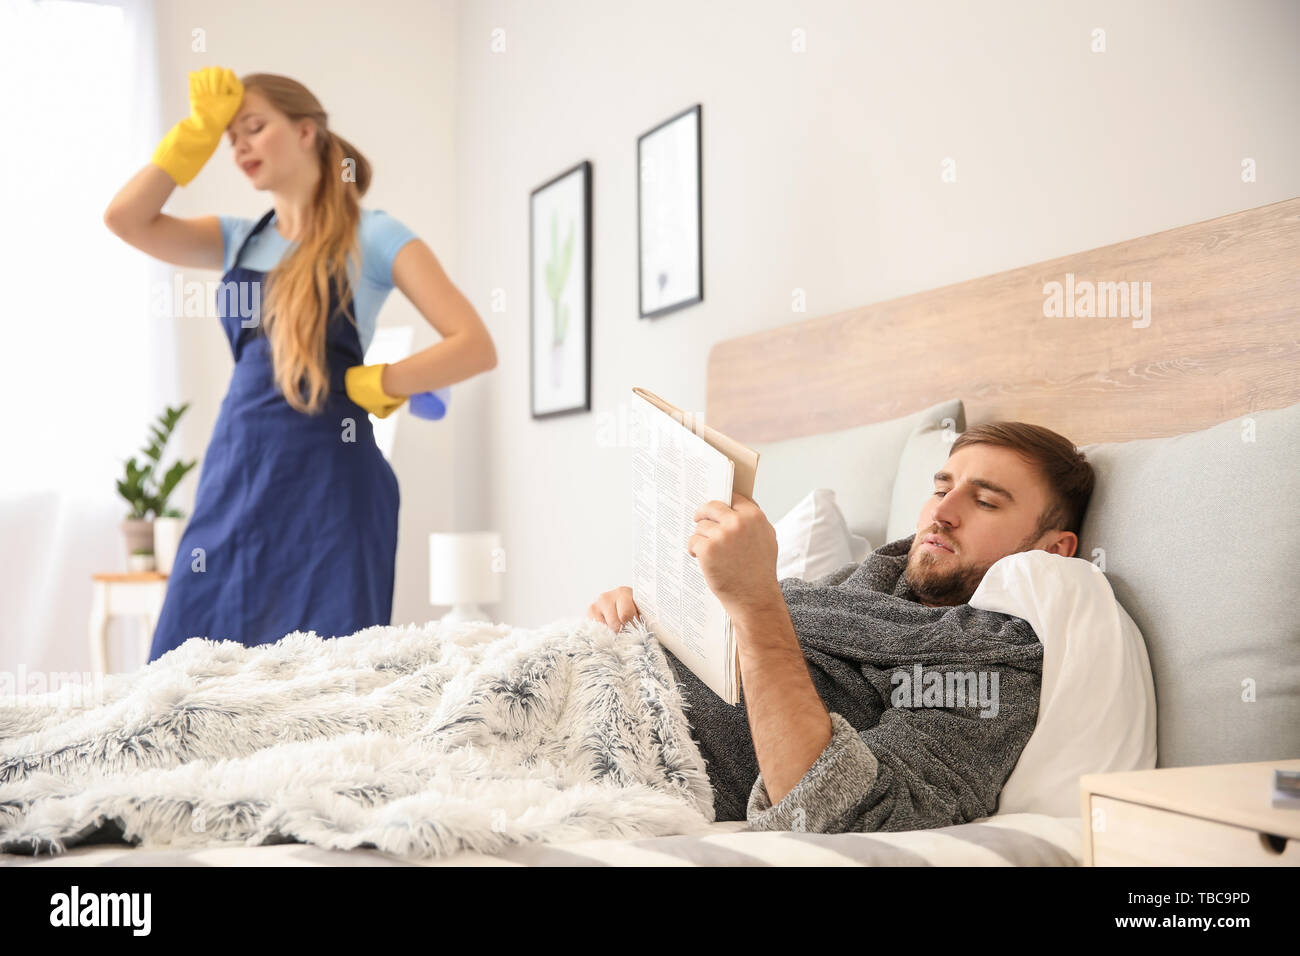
[904,444,1078,607]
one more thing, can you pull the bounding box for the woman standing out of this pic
[103,67,496,662]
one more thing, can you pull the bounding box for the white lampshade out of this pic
[429,532,502,622]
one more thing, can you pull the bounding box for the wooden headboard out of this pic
[707,198,1300,446]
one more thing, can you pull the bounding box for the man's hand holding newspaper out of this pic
[586,491,780,628]
[686,492,782,620]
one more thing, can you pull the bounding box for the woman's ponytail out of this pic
[239,73,373,416]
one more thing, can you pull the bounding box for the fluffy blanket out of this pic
[0,617,715,858]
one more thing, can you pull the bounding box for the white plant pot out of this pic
[152,516,185,575]
[127,552,156,572]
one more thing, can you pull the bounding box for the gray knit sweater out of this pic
[744,534,1043,834]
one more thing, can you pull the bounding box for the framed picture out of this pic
[637,103,703,318]
[529,160,592,418]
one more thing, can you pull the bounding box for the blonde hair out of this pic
[239,73,373,415]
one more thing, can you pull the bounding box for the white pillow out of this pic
[886,411,962,543]
[969,549,1157,818]
[751,399,965,548]
[773,489,871,582]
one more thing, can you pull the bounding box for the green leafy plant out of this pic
[116,403,197,520]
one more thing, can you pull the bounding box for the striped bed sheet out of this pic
[0,813,1081,867]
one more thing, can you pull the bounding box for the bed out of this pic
[0,815,1082,867]
[3,198,1297,867]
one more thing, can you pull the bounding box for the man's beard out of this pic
[902,528,1041,606]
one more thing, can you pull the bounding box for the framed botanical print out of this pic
[530,160,592,418]
[637,104,702,318]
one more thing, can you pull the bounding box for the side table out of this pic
[89,572,168,673]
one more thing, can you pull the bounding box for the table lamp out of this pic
[429,531,502,625]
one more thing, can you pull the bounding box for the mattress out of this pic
[0,813,1081,867]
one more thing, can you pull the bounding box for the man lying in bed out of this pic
[587,421,1094,834]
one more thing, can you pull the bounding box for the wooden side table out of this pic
[1080,758,1300,866]
[89,572,168,673]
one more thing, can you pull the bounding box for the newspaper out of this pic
[630,387,758,704]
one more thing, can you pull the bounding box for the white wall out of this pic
[153,0,460,629]
[142,0,1300,638]
[451,0,1300,627]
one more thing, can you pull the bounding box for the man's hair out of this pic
[949,422,1095,538]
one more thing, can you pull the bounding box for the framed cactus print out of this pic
[638,104,702,318]
[530,160,593,418]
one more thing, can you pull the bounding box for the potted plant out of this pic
[116,403,197,573]
[128,547,155,573]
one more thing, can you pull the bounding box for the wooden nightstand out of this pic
[1080,759,1300,866]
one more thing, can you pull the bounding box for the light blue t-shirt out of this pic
[218,208,419,354]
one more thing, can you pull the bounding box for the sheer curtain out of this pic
[0,0,175,674]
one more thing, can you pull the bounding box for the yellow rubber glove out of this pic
[345,363,407,419]
[151,67,245,186]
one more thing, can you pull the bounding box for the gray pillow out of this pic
[886,408,966,543]
[750,399,965,549]
[1076,402,1300,768]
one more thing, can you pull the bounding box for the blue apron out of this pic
[149,209,400,662]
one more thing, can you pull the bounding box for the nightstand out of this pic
[89,572,168,673]
[1080,759,1300,866]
